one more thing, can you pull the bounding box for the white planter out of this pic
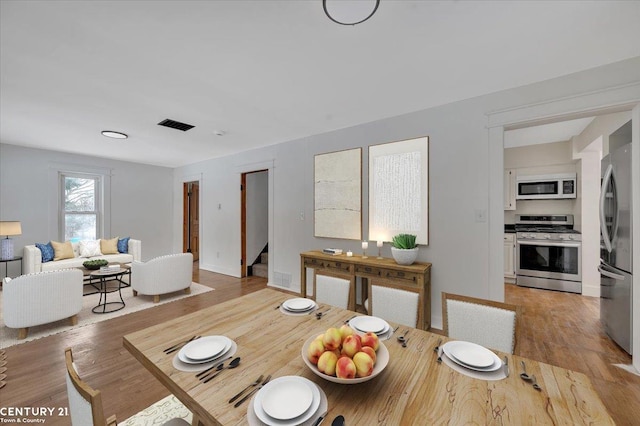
[391,247,419,265]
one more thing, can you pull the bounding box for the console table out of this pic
[300,251,432,330]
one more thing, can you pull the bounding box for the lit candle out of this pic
[362,241,368,250]
[346,250,353,257]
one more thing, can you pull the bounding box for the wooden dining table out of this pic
[123,288,614,425]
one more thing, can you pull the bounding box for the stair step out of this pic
[252,263,268,278]
[260,252,268,264]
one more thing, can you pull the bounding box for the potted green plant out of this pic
[390,233,419,265]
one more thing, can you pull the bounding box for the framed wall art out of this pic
[368,136,429,245]
[314,148,362,240]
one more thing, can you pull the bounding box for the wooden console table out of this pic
[300,250,432,330]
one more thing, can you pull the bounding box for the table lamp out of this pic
[0,221,22,260]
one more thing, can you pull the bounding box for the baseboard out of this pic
[198,263,240,278]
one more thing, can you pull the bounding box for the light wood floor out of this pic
[1,270,637,425]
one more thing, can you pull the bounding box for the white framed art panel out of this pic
[314,147,362,240]
[368,136,429,245]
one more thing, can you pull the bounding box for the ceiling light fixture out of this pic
[213,130,226,136]
[101,130,128,139]
[323,0,380,26]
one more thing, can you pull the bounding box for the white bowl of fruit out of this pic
[301,324,389,384]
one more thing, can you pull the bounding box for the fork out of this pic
[228,375,264,403]
[234,375,272,407]
[164,335,200,354]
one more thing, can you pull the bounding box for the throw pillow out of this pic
[35,242,55,263]
[100,237,119,255]
[117,236,130,254]
[79,240,102,257]
[51,240,75,261]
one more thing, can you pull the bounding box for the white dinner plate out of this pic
[442,341,501,370]
[349,316,389,334]
[182,336,229,361]
[178,336,232,364]
[282,298,316,312]
[254,376,320,425]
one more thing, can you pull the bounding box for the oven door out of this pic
[516,240,582,281]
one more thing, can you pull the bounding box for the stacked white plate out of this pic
[177,335,234,364]
[441,341,502,372]
[280,298,317,315]
[249,376,324,426]
[349,316,390,336]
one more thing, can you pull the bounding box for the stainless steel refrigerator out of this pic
[599,124,633,355]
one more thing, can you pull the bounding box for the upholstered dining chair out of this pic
[64,347,190,426]
[368,283,419,328]
[442,292,521,354]
[313,271,351,309]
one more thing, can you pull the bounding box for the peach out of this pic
[360,345,377,363]
[361,332,379,351]
[307,339,325,364]
[322,327,342,351]
[341,334,362,358]
[336,356,357,379]
[353,352,374,377]
[317,351,338,376]
[339,324,355,341]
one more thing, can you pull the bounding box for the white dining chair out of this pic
[442,292,521,354]
[65,347,190,426]
[368,284,419,328]
[313,272,351,309]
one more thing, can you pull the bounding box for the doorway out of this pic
[241,170,269,278]
[183,181,199,261]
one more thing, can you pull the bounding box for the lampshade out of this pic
[0,221,22,236]
[323,0,380,25]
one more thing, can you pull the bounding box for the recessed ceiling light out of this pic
[101,130,128,139]
[213,130,226,136]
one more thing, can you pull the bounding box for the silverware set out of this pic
[397,330,409,347]
[233,374,272,407]
[520,361,541,390]
[503,356,510,377]
[163,335,200,354]
[315,309,331,319]
[201,357,241,383]
[229,374,264,403]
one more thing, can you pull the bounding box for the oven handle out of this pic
[597,264,625,281]
[516,240,581,249]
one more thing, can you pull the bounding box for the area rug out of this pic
[121,395,192,426]
[0,282,213,349]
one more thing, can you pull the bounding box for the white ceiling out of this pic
[2,1,639,168]
[504,117,596,149]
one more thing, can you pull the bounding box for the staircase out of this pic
[251,251,268,278]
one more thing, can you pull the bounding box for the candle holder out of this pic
[362,241,368,258]
[377,241,383,258]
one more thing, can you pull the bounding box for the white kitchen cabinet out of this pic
[504,233,516,282]
[504,169,516,210]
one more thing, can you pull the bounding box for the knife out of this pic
[503,356,510,377]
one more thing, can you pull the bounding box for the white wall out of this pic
[173,58,640,331]
[0,144,174,261]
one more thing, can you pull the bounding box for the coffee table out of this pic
[81,262,131,296]
[90,267,129,314]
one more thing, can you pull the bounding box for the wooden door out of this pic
[183,181,199,261]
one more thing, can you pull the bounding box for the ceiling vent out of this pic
[157,118,195,132]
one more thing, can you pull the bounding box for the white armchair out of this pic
[2,269,83,339]
[131,253,193,303]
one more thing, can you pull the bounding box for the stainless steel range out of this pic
[515,214,582,293]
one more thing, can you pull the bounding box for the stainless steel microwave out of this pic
[516,173,577,200]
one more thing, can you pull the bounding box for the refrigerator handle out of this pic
[598,264,625,280]
[599,164,613,253]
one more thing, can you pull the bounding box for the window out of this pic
[60,173,102,241]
